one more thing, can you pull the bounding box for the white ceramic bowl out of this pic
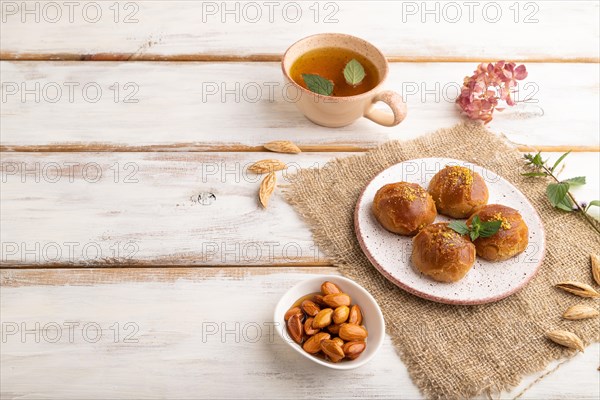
[274,275,385,370]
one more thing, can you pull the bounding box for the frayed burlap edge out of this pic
[283,122,600,399]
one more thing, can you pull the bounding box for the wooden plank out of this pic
[1,152,598,267]
[1,267,598,399]
[5,54,600,63]
[0,152,336,267]
[0,266,340,286]
[1,62,599,151]
[2,144,600,154]
[1,1,598,61]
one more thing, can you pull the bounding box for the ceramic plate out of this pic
[354,158,545,305]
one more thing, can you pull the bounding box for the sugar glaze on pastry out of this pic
[372,182,437,236]
[428,165,489,218]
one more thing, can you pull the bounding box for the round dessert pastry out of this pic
[428,165,489,218]
[411,223,476,283]
[467,204,529,261]
[372,182,437,236]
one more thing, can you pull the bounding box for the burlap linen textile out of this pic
[284,122,600,399]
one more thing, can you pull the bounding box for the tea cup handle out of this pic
[364,91,407,127]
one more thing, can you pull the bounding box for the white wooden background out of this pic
[1,1,599,399]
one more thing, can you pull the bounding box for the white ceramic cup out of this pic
[282,33,407,128]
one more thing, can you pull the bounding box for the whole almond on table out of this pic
[339,323,368,341]
[312,308,333,329]
[284,307,302,322]
[563,304,599,320]
[303,332,330,354]
[301,300,320,317]
[321,281,342,295]
[333,306,350,325]
[555,281,600,298]
[592,254,600,285]
[248,159,286,174]
[263,140,302,154]
[343,341,367,360]
[287,314,303,344]
[259,172,276,208]
[348,304,363,325]
[304,318,320,335]
[320,339,345,363]
[323,293,351,308]
[545,330,585,352]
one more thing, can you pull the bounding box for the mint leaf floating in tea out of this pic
[302,74,334,96]
[449,216,502,241]
[343,59,366,86]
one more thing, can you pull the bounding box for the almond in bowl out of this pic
[274,276,385,370]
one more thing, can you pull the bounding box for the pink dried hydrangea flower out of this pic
[456,61,528,124]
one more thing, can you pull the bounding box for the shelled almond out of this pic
[348,305,363,325]
[343,341,367,360]
[284,307,302,321]
[313,308,333,328]
[321,281,342,295]
[301,300,320,317]
[327,324,341,335]
[284,281,368,363]
[320,339,345,362]
[313,294,326,307]
[287,314,303,344]
[303,332,330,354]
[323,293,351,308]
[304,318,320,335]
[339,323,368,341]
[333,306,349,324]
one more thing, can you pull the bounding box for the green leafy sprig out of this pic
[523,151,600,235]
[301,73,334,96]
[449,216,502,241]
[302,59,366,96]
[343,59,366,86]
